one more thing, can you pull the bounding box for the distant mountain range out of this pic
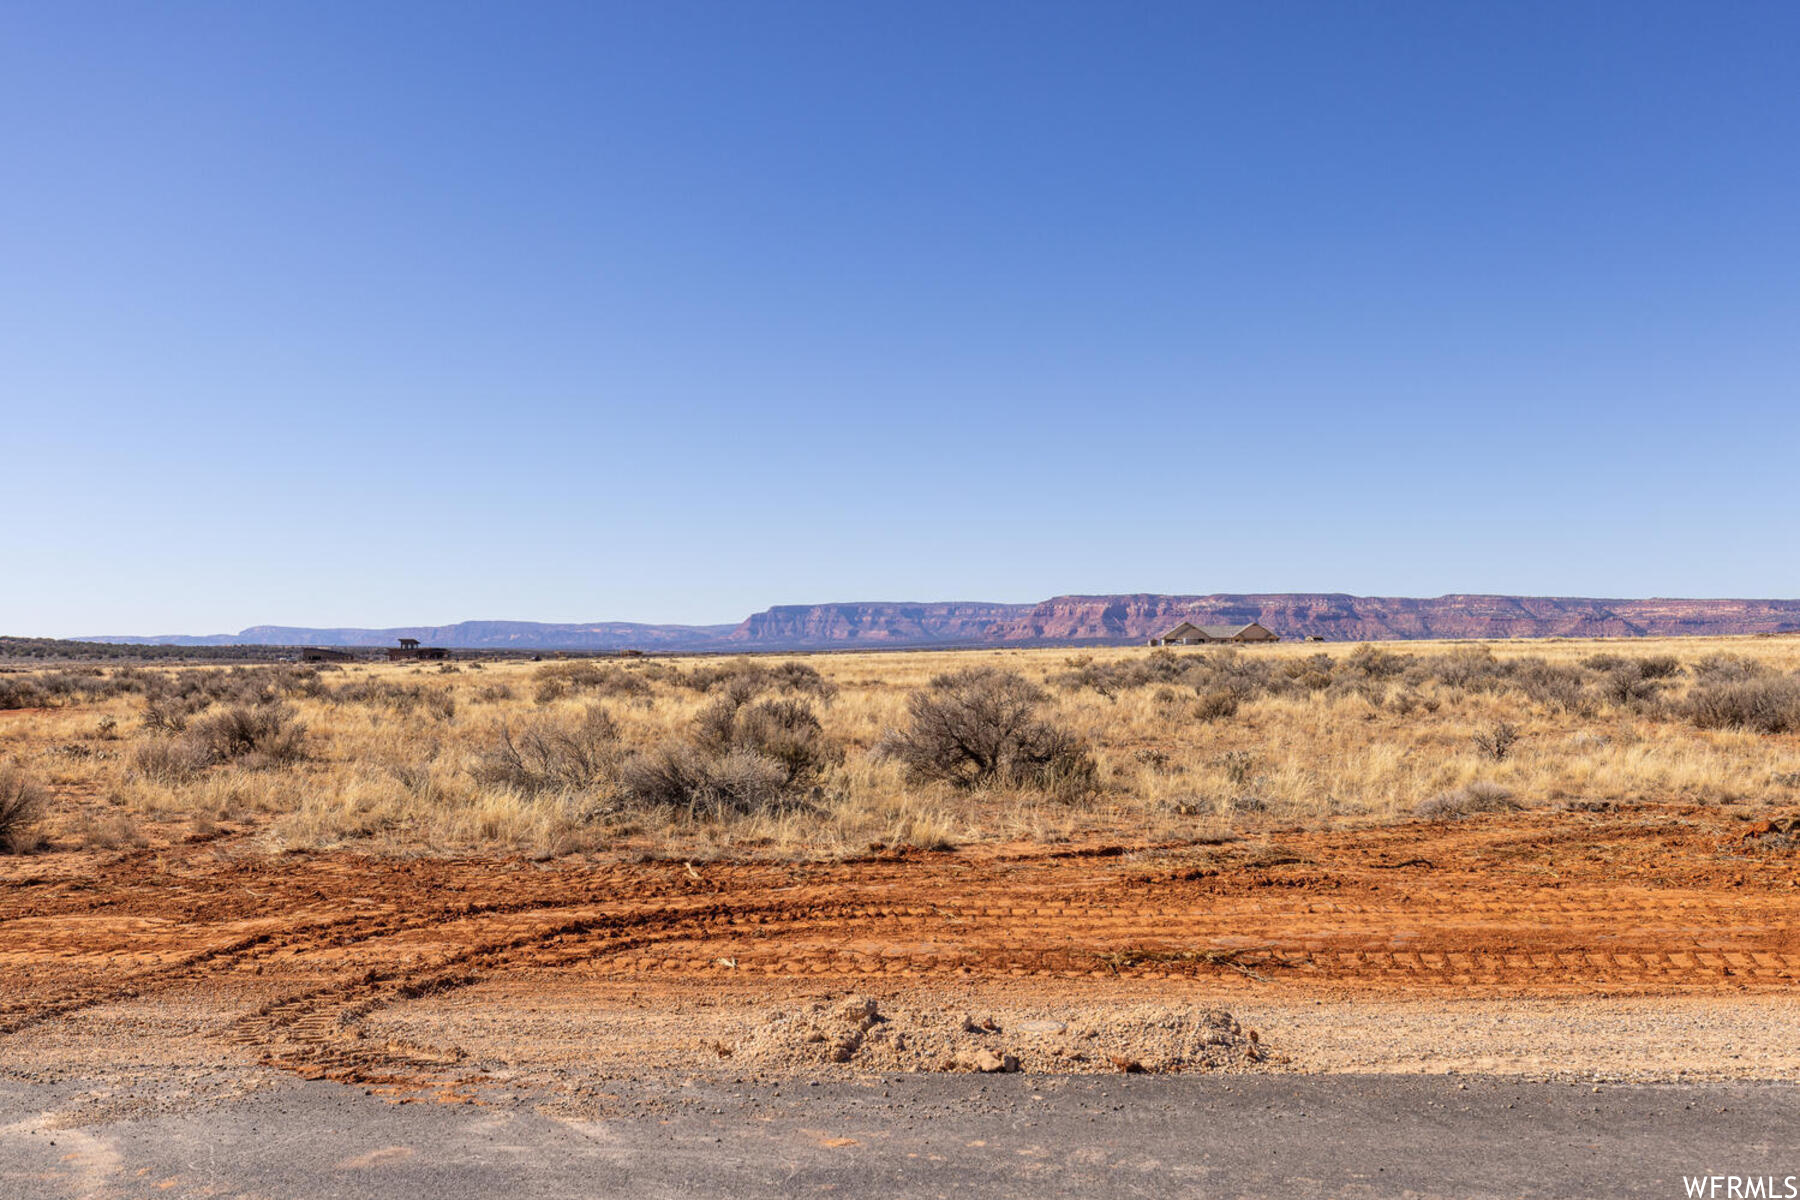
[82,594,1800,651]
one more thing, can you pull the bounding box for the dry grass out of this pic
[2,635,1799,859]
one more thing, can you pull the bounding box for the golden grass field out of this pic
[4,636,1800,861]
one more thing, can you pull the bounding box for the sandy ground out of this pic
[2,803,1797,1100]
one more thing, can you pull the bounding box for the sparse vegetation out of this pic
[1414,781,1516,820]
[186,704,309,767]
[621,691,840,816]
[1470,720,1521,761]
[2,635,1799,858]
[0,767,47,853]
[1685,676,1800,734]
[877,668,1096,797]
[475,706,621,795]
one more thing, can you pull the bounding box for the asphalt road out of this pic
[2,1072,1795,1199]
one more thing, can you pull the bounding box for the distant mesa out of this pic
[79,594,1800,652]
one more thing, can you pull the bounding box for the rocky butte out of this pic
[86,594,1800,651]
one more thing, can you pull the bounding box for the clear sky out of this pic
[3,2,1797,635]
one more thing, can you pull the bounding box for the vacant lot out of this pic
[3,636,1799,859]
[2,637,1799,1100]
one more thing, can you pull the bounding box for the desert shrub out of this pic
[1414,781,1516,820]
[1511,661,1593,714]
[673,659,836,700]
[1344,644,1407,679]
[1214,749,1258,787]
[695,695,842,784]
[130,736,211,783]
[878,668,1095,796]
[535,679,569,704]
[620,744,792,817]
[1196,651,1284,701]
[764,660,837,699]
[1421,648,1508,693]
[535,662,654,700]
[326,680,426,712]
[1684,677,1800,734]
[186,704,308,767]
[1690,653,1772,684]
[1586,655,1682,707]
[475,683,515,703]
[1050,659,1123,699]
[0,767,47,853]
[620,693,840,816]
[1282,653,1336,691]
[0,677,47,710]
[139,665,318,713]
[1193,688,1239,722]
[1470,720,1521,761]
[1051,648,1287,703]
[474,706,621,795]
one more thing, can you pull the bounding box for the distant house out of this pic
[1149,621,1279,646]
[299,647,356,663]
[386,637,450,662]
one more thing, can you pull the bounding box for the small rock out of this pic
[960,1049,1018,1073]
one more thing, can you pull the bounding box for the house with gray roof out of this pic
[1149,621,1279,646]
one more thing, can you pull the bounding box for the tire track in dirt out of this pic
[2,806,1796,1085]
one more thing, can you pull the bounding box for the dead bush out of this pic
[1414,781,1516,820]
[0,767,47,853]
[1685,677,1800,734]
[1470,720,1521,761]
[475,706,621,795]
[877,668,1096,796]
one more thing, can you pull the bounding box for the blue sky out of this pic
[3,2,1797,635]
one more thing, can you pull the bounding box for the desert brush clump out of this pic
[474,705,622,795]
[620,689,842,817]
[1414,781,1517,820]
[533,661,654,701]
[0,766,48,853]
[878,667,1096,797]
[185,703,310,767]
[1684,675,1800,734]
[670,658,838,700]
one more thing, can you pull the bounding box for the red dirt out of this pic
[1,804,1796,1086]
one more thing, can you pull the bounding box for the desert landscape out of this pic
[4,635,1798,1114]
[9,3,1798,1192]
